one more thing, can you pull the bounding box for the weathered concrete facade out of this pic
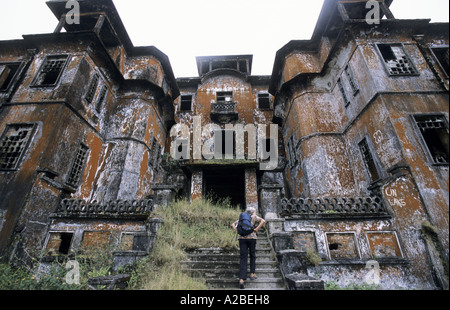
[0,0,448,289]
[269,0,448,289]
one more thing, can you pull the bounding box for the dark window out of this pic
[238,60,248,73]
[0,63,21,91]
[377,44,418,76]
[414,115,449,165]
[67,144,89,187]
[359,138,380,182]
[58,232,74,255]
[85,73,99,104]
[180,95,193,111]
[33,55,68,86]
[338,78,351,107]
[258,93,271,109]
[217,91,233,103]
[431,47,449,77]
[0,124,35,170]
[344,65,359,95]
[95,85,108,112]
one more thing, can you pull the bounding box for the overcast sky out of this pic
[0,0,448,77]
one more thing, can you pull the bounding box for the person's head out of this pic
[245,207,256,215]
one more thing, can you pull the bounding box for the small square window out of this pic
[217,91,233,103]
[180,95,193,111]
[413,115,449,165]
[258,93,271,109]
[377,44,418,76]
[0,124,35,170]
[33,55,69,87]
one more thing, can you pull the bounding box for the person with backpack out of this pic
[231,206,266,289]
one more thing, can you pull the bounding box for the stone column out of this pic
[190,168,203,202]
[245,168,258,211]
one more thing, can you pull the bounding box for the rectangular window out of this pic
[95,85,108,112]
[0,124,35,170]
[344,65,359,95]
[338,78,351,107]
[180,95,193,111]
[0,63,21,92]
[217,91,233,103]
[377,44,418,76]
[359,138,380,182]
[85,73,99,104]
[413,115,449,165]
[33,55,69,87]
[67,144,89,187]
[431,47,449,77]
[45,232,74,256]
[258,93,271,109]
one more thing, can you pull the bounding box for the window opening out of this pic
[414,115,449,164]
[0,124,34,170]
[431,47,449,77]
[344,65,359,95]
[34,55,68,86]
[359,138,380,182]
[338,78,351,107]
[180,95,193,111]
[95,85,108,112]
[58,232,74,255]
[258,93,271,109]
[85,73,99,104]
[0,63,20,91]
[217,91,233,103]
[377,44,418,75]
[67,144,89,187]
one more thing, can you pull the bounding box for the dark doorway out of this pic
[203,167,246,209]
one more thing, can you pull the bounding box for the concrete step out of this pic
[187,267,282,279]
[207,277,285,290]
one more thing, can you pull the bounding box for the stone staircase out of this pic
[182,229,285,290]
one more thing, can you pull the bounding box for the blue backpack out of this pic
[237,212,254,236]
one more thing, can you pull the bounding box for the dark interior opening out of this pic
[58,232,74,255]
[329,243,339,250]
[203,167,246,209]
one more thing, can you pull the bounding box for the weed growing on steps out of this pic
[128,198,241,290]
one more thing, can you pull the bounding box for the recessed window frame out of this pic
[411,114,449,166]
[358,137,383,183]
[429,46,449,78]
[66,143,89,188]
[0,123,37,171]
[31,54,70,87]
[375,43,419,77]
[216,91,233,103]
[0,62,23,92]
[179,94,193,112]
[257,92,271,110]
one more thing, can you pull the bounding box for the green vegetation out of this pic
[128,198,241,289]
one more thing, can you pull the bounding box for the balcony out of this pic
[210,101,238,123]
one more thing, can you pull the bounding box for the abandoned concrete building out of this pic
[0,0,448,289]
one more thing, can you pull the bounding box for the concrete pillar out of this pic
[245,168,258,211]
[190,168,203,202]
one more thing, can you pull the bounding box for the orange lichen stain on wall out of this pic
[79,131,103,199]
[136,150,151,199]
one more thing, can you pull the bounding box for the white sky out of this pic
[0,0,448,77]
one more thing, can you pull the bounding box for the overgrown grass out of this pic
[128,198,241,290]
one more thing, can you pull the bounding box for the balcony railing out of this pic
[210,101,238,122]
[52,198,154,219]
[280,196,390,219]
